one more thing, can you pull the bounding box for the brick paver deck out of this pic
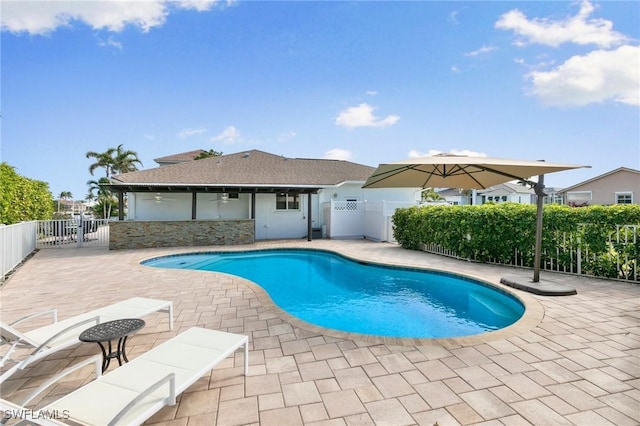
[1,240,638,425]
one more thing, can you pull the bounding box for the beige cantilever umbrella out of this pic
[363,154,589,288]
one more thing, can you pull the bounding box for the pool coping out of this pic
[138,246,545,348]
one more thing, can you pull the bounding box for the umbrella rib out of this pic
[457,165,487,189]
[476,165,537,186]
[364,165,415,186]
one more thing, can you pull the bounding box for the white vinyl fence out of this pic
[1,221,37,282]
[36,219,110,249]
[325,200,416,241]
[1,219,110,282]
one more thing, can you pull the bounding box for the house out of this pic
[105,149,419,248]
[557,167,640,206]
[476,182,536,205]
[434,183,537,206]
[153,149,207,167]
[436,188,471,205]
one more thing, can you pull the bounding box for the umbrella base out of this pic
[500,276,577,296]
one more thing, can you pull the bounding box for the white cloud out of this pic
[464,45,497,57]
[408,149,487,158]
[97,36,123,50]
[527,45,639,106]
[365,90,378,96]
[448,7,468,26]
[324,148,352,161]
[495,0,627,48]
[335,103,399,129]
[211,126,241,144]
[178,127,207,138]
[450,66,460,74]
[276,131,296,142]
[1,0,225,35]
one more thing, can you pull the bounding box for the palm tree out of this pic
[58,191,73,212]
[86,147,117,177]
[87,177,114,219]
[112,144,143,175]
[86,144,143,177]
[421,188,444,202]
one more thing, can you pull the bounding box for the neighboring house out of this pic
[107,149,418,245]
[436,188,470,205]
[557,167,640,206]
[543,187,563,205]
[476,182,535,205]
[153,149,207,167]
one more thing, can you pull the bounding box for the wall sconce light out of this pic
[221,192,229,203]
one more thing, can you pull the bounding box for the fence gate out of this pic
[37,219,110,249]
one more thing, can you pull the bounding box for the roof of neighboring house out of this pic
[109,149,376,194]
[477,182,534,196]
[436,188,467,197]
[153,149,207,165]
[557,167,640,193]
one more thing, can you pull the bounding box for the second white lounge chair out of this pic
[2,327,249,426]
[0,297,174,382]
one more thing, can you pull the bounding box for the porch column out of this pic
[307,192,312,241]
[118,192,124,220]
[191,193,197,220]
[251,192,256,219]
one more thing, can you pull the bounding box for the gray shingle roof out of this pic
[153,149,207,164]
[112,150,375,190]
[477,182,534,196]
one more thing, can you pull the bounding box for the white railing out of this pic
[1,219,111,282]
[1,221,37,282]
[36,219,110,249]
[421,224,639,282]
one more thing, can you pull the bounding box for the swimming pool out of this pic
[143,249,524,338]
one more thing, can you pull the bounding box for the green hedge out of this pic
[393,204,640,280]
[0,162,54,225]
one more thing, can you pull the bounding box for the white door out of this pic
[254,194,270,240]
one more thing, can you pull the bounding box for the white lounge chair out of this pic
[1,327,249,426]
[0,297,174,382]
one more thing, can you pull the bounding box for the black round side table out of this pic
[79,318,145,373]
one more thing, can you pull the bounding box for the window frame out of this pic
[566,191,592,204]
[615,192,633,204]
[275,193,300,211]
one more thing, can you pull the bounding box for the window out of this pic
[276,193,299,210]
[566,191,592,203]
[616,192,633,204]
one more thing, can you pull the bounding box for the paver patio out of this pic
[1,239,638,425]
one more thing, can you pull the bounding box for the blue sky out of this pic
[2,0,639,200]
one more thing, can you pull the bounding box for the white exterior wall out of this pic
[362,188,421,202]
[200,193,251,219]
[254,193,310,240]
[128,193,192,220]
[128,184,419,240]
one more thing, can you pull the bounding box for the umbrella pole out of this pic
[533,174,545,283]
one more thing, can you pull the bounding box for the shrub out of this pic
[393,203,640,280]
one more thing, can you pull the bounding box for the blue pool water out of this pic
[143,249,524,338]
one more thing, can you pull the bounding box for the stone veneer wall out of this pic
[109,219,255,250]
